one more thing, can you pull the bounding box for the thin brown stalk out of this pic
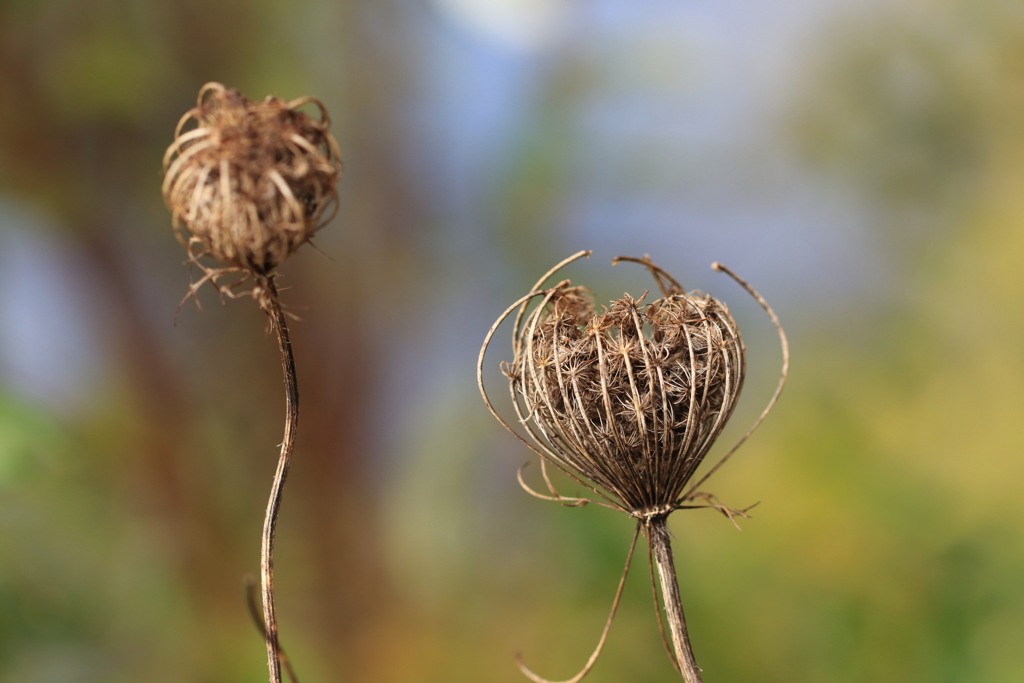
[647,517,702,683]
[260,278,298,683]
[648,536,682,675]
[245,576,301,683]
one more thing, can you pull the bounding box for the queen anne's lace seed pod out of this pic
[162,82,341,276]
[479,253,788,683]
[510,258,744,518]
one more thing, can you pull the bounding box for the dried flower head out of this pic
[162,82,341,299]
[161,83,343,683]
[512,259,744,517]
[478,252,788,683]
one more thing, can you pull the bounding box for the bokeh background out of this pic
[2,0,1023,681]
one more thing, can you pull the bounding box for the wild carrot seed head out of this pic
[509,257,746,517]
[162,82,341,277]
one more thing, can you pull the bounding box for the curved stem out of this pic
[648,517,703,683]
[261,279,298,683]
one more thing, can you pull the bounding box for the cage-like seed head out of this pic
[511,262,745,517]
[162,82,342,275]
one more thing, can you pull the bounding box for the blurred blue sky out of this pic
[368,0,892,471]
[417,0,888,300]
[1,0,881,413]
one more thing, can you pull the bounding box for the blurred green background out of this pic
[1,0,1022,681]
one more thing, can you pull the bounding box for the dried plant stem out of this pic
[245,576,301,683]
[261,278,298,683]
[648,518,703,683]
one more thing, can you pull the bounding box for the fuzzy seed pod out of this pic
[162,82,342,277]
[506,255,745,518]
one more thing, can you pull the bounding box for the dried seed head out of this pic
[162,82,342,277]
[507,256,745,518]
[479,253,789,683]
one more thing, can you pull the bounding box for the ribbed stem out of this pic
[649,517,703,683]
[261,281,298,683]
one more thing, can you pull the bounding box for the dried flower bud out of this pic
[162,82,342,277]
[506,255,745,518]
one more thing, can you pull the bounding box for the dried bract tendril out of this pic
[162,82,342,305]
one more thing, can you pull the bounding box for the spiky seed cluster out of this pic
[162,82,342,276]
[508,260,745,517]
